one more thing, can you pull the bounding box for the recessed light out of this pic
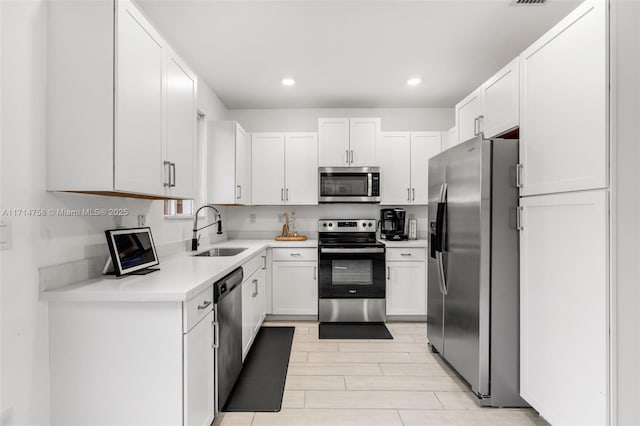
[282,78,295,86]
[407,77,422,86]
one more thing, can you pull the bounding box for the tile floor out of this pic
[214,321,544,426]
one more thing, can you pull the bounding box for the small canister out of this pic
[408,217,417,240]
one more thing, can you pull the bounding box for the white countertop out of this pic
[380,239,428,248]
[41,239,317,303]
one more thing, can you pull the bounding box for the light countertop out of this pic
[40,239,317,303]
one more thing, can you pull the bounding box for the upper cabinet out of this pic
[455,88,484,144]
[208,121,252,205]
[519,0,607,196]
[318,118,380,166]
[251,133,318,205]
[379,132,441,205]
[442,127,457,152]
[482,57,519,139]
[47,0,196,199]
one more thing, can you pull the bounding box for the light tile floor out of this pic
[213,321,545,426]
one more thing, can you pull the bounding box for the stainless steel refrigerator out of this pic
[427,135,527,407]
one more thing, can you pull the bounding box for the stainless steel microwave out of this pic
[318,167,381,203]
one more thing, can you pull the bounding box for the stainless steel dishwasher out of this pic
[213,267,243,412]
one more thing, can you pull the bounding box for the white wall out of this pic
[611,1,640,424]
[0,2,228,424]
[226,107,454,132]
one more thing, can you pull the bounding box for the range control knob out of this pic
[322,223,327,227]
[328,223,333,227]
[368,222,373,227]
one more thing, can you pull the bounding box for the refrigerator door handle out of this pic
[436,251,448,295]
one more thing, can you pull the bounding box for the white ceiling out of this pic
[136,0,581,109]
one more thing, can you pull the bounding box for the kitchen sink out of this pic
[195,248,247,257]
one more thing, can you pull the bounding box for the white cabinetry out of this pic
[519,0,607,196]
[318,118,380,166]
[252,133,318,205]
[241,252,268,360]
[519,190,607,426]
[442,126,458,151]
[272,248,318,315]
[386,248,427,316]
[47,0,196,199]
[482,57,519,139]
[456,88,484,144]
[165,48,197,199]
[49,287,216,425]
[208,121,251,205]
[379,132,441,205]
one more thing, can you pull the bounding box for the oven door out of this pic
[318,168,380,203]
[318,247,385,298]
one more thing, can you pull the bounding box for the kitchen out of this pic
[1,0,638,426]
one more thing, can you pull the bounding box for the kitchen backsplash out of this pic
[223,204,429,240]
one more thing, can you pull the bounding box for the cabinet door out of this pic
[410,132,442,205]
[251,133,285,205]
[272,262,318,315]
[183,310,214,426]
[386,261,426,316]
[519,0,607,196]
[114,0,165,196]
[241,278,254,361]
[482,57,519,139]
[285,133,318,205]
[349,118,380,166]
[165,50,197,199]
[379,132,411,205]
[235,124,251,204]
[519,190,607,426]
[318,118,349,166]
[456,88,484,144]
[253,269,267,334]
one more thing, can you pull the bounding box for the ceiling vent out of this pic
[510,0,548,5]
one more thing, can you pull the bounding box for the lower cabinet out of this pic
[385,248,427,316]
[272,261,318,315]
[183,310,215,426]
[519,190,608,425]
[241,254,268,361]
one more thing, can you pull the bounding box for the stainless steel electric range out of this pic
[318,219,386,322]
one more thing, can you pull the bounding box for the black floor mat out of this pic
[319,322,393,339]
[223,326,294,412]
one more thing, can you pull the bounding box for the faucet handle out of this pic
[197,234,201,247]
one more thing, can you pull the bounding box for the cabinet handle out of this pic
[401,253,412,257]
[163,161,172,187]
[313,266,317,280]
[170,162,176,188]
[281,188,284,201]
[478,115,484,135]
[407,188,410,201]
[290,253,301,257]
[212,321,219,349]
[236,185,242,200]
[197,300,212,310]
[473,117,479,136]
[286,188,289,201]
[387,266,391,280]
[516,206,524,231]
[252,279,258,297]
[516,164,524,188]
[350,150,354,164]
[412,188,415,201]
[345,150,349,164]
[261,255,267,270]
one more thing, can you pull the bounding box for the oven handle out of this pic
[320,247,385,254]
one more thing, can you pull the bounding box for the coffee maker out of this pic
[380,208,408,241]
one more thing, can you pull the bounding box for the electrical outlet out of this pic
[1,407,14,426]
[138,214,146,227]
[249,213,256,224]
[0,219,12,251]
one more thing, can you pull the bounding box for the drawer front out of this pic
[243,251,266,281]
[385,248,426,262]
[272,248,318,262]
[183,285,214,333]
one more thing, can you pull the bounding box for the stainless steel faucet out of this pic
[192,204,223,251]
